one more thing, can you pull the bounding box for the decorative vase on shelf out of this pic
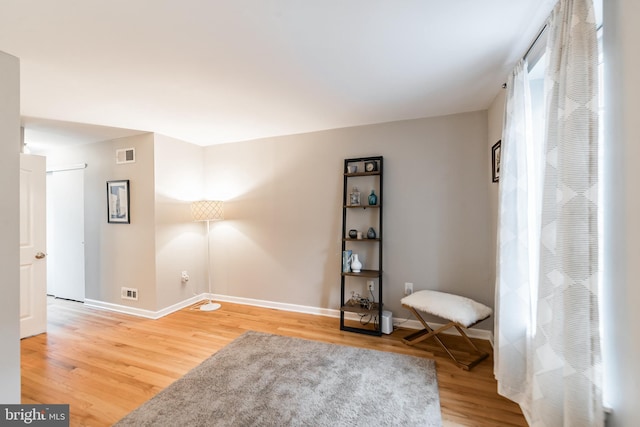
[348,229,358,238]
[367,227,376,239]
[368,190,377,206]
[350,254,362,273]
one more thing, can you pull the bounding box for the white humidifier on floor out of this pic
[381,310,393,334]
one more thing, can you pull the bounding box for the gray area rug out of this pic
[115,331,442,426]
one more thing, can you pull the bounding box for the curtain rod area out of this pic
[503,21,603,88]
[523,24,549,61]
[502,23,548,89]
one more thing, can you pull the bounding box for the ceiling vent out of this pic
[116,148,136,164]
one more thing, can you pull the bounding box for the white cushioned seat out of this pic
[401,290,492,327]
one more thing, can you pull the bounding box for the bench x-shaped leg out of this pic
[402,305,489,371]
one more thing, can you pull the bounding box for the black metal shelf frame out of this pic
[339,156,384,336]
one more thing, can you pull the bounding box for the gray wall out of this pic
[46,133,158,311]
[603,0,640,424]
[0,50,20,402]
[487,89,505,288]
[42,111,494,330]
[46,133,210,312]
[204,111,494,328]
[153,134,207,309]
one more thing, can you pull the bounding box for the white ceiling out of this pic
[0,1,557,149]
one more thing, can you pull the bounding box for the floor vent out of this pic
[121,287,138,300]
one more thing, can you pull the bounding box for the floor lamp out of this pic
[191,200,224,312]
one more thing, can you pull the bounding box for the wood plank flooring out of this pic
[21,298,526,426]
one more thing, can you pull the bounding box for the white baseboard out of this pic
[84,294,207,320]
[212,294,340,317]
[84,293,494,344]
[211,294,494,343]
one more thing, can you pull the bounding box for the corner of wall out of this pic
[0,50,21,403]
[79,133,158,310]
[486,89,506,297]
[153,134,207,311]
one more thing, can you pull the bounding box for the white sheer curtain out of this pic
[495,59,535,406]
[495,0,603,425]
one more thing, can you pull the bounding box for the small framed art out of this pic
[107,180,130,224]
[492,140,501,183]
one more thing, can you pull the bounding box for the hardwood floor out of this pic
[21,298,526,426]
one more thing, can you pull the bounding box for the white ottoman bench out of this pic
[401,290,492,370]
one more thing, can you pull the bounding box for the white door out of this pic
[46,167,85,301]
[20,153,47,339]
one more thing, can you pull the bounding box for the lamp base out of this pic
[200,301,221,312]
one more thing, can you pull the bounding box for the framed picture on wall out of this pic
[492,140,501,183]
[107,180,130,224]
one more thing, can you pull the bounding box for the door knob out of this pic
[35,252,46,259]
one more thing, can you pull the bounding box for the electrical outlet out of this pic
[404,282,413,296]
[181,271,190,284]
[367,280,374,292]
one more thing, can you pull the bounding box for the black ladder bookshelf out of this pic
[339,156,383,336]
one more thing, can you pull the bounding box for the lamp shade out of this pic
[191,200,224,221]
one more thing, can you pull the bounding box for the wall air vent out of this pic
[121,287,138,301]
[116,148,136,164]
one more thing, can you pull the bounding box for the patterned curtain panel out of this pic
[495,0,603,425]
[534,0,602,425]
